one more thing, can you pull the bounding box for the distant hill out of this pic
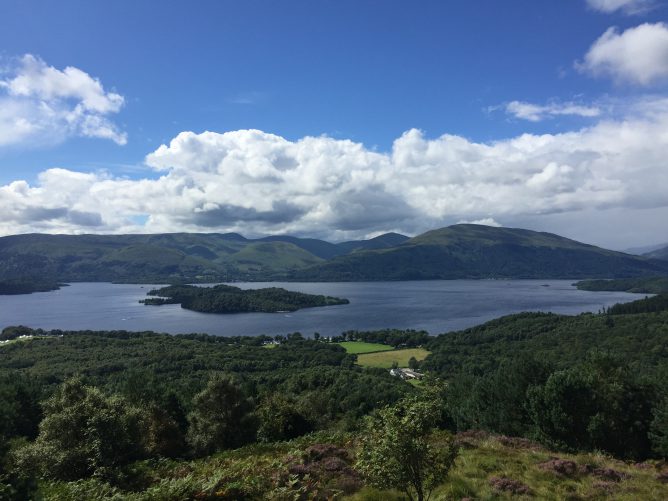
[257,235,343,259]
[289,224,668,281]
[644,245,668,261]
[1,224,666,283]
[0,232,324,283]
[624,242,668,255]
[336,232,410,254]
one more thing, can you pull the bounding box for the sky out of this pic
[0,0,667,249]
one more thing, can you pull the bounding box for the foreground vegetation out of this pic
[16,429,668,500]
[1,294,667,499]
[140,284,349,313]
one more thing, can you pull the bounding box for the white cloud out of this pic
[585,0,656,14]
[503,100,602,121]
[578,23,668,85]
[1,97,668,247]
[586,0,655,15]
[0,54,126,147]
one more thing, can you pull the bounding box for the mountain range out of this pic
[0,224,666,283]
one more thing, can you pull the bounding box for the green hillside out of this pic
[336,232,410,254]
[0,233,325,283]
[1,224,666,283]
[291,224,668,280]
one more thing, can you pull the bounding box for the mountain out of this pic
[256,235,343,259]
[644,245,668,261]
[289,224,668,281]
[0,233,324,282]
[624,242,668,255]
[1,224,666,283]
[336,232,410,254]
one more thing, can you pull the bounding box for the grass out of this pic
[41,431,668,501]
[356,347,430,368]
[432,434,668,501]
[348,433,668,500]
[336,341,394,354]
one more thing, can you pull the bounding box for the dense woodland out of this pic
[141,284,349,313]
[1,294,667,498]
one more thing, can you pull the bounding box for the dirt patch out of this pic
[538,458,578,477]
[591,467,629,482]
[286,443,362,497]
[593,480,618,494]
[454,430,490,448]
[489,476,532,495]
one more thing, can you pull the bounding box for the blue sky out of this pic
[1,0,667,248]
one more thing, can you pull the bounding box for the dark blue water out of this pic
[0,280,642,337]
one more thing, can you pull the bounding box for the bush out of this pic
[256,394,313,443]
[13,378,145,480]
[186,373,255,455]
[355,386,458,501]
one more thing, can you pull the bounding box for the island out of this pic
[139,283,349,313]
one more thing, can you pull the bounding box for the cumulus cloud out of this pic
[586,0,655,15]
[0,54,126,148]
[502,100,602,121]
[578,23,668,85]
[1,98,668,245]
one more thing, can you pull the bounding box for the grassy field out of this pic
[336,341,394,354]
[356,347,430,368]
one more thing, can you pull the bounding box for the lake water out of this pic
[0,280,643,337]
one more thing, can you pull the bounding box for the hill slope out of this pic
[1,224,666,282]
[336,232,410,254]
[645,245,668,261]
[0,233,324,282]
[290,224,668,280]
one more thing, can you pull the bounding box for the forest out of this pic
[0,281,64,295]
[575,276,668,294]
[1,294,667,499]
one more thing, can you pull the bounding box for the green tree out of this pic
[13,378,145,480]
[186,373,255,455]
[256,393,312,442]
[142,405,187,458]
[355,387,458,501]
[649,397,668,458]
[527,354,654,459]
[408,356,419,370]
